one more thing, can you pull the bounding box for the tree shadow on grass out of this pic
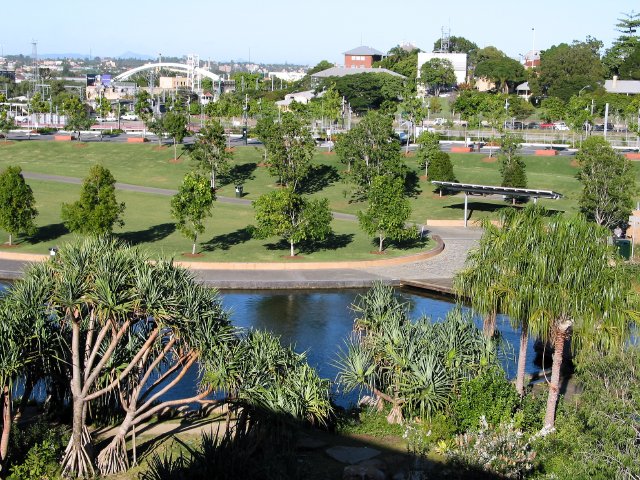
[29,223,67,243]
[118,223,176,245]
[263,232,354,254]
[386,235,431,251]
[201,226,254,252]
[220,163,257,188]
[297,164,340,194]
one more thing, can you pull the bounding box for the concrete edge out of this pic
[0,236,445,273]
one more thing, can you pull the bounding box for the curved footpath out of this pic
[0,226,481,291]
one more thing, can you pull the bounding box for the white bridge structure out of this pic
[113,54,220,92]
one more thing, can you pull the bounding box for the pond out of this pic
[0,284,541,406]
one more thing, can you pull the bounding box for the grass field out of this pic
[0,141,637,259]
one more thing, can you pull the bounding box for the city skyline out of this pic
[2,0,638,66]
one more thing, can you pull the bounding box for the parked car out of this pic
[553,122,569,131]
[13,115,30,123]
[525,122,540,129]
[96,115,117,123]
[121,113,139,121]
[540,122,555,129]
[434,117,446,125]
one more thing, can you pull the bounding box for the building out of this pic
[275,90,319,112]
[516,82,532,101]
[268,71,306,82]
[522,50,540,69]
[604,76,640,95]
[344,46,384,68]
[417,52,468,85]
[159,76,189,89]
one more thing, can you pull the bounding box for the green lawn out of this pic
[1,141,638,259]
[0,179,432,261]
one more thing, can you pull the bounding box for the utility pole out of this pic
[243,93,248,145]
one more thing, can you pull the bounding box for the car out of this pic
[14,115,30,123]
[525,122,540,129]
[553,122,569,131]
[96,115,117,123]
[120,113,138,121]
[395,131,409,145]
[433,118,446,125]
[540,122,555,129]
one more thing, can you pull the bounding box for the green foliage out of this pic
[0,166,38,245]
[8,440,62,480]
[171,170,215,253]
[576,136,638,228]
[252,189,332,256]
[539,96,566,122]
[191,120,231,189]
[428,151,456,183]
[405,413,456,456]
[258,112,314,192]
[334,111,404,199]
[446,418,536,479]
[603,11,640,77]
[61,164,125,234]
[530,39,605,101]
[8,421,68,480]
[338,405,405,437]
[374,45,421,79]
[474,55,526,94]
[451,368,519,433]
[357,176,414,252]
[420,58,457,95]
[499,134,527,189]
[307,60,334,75]
[535,348,640,479]
[416,131,441,177]
[322,73,403,113]
[335,283,496,424]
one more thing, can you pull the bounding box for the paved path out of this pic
[2,173,484,290]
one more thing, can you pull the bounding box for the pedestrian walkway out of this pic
[0,227,482,291]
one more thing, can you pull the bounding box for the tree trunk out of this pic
[97,411,134,475]
[211,168,215,190]
[515,321,529,396]
[7,234,11,246]
[192,241,196,255]
[483,311,496,338]
[543,323,570,430]
[379,235,384,252]
[62,319,94,477]
[0,386,11,465]
[290,240,295,257]
[15,373,35,422]
[173,138,177,161]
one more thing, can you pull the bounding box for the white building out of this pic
[417,52,468,85]
[268,71,306,82]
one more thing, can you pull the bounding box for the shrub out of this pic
[8,439,62,480]
[405,413,456,456]
[446,417,536,479]
[451,368,519,433]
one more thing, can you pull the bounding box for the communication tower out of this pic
[438,27,451,53]
[186,54,201,92]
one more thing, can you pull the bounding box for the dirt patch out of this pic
[257,163,268,167]
[369,250,387,255]
[0,243,22,249]
[152,145,168,151]
[570,159,580,167]
[481,156,497,163]
[225,147,235,153]
[403,152,415,158]
[181,252,203,258]
[168,158,181,164]
[419,175,428,180]
[0,141,16,146]
[72,142,89,148]
[431,193,447,199]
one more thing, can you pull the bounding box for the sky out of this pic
[1,0,638,66]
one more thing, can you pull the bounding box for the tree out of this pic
[530,39,605,101]
[428,151,456,194]
[63,96,93,141]
[3,237,232,476]
[433,36,479,57]
[252,189,332,257]
[539,96,567,122]
[163,111,189,161]
[398,91,428,148]
[416,130,440,177]
[455,206,638,429]
[307,60,334,75]
[357,176,415,252]
[171,171,215,255]
[191,120,231,190]
[619,42,640,79]
[474,55,526,94]
[576,136,638,229]
[603,11,640,77]
[334,111,404,199]
[0,100,14,143]
[336,283,494,424]
[374,45,421,79]
[61,164,125,235]
[258,112,314,192]
[323,73,403,113]
[499,134,527,191]
[419,58,456,96]
[0,166,38,245]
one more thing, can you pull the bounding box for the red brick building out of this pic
[344,46,384,68]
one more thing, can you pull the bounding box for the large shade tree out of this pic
[191,120,232,190]
[0,166,38,245]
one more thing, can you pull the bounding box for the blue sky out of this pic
[2,1,638,65]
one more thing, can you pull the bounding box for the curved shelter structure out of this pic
[113,62,221,83]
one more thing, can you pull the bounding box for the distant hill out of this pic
[36,52,154,60]
[117,52,154,60]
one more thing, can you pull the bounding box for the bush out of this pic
[451,368,519,433]
[405,413,456,456]
[446,418,536,479]
[8,439,62,480]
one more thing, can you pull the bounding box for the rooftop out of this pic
[311,66,405,79]
[343,46,385,56]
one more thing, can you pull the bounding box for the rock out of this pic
[343,464,386,480]
[326,446,381,465]
[357,458,387,472]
